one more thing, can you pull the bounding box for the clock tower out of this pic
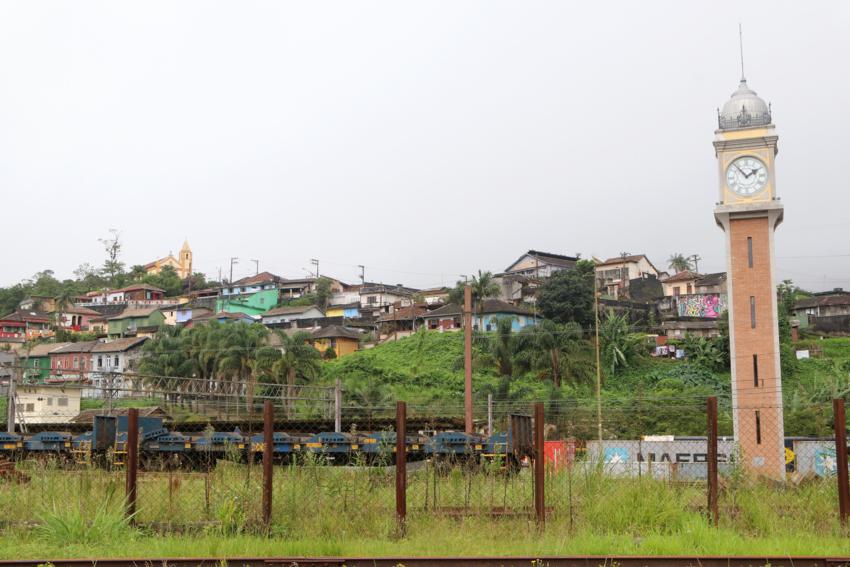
[713,75,785,479]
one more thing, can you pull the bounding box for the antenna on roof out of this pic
[738,23,746,82]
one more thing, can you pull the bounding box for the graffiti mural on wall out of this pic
[677,294,726,319]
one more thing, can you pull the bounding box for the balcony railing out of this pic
[718,107,772,130]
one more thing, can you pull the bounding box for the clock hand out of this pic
[734,163,747,176]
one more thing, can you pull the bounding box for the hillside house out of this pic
[661,270,700,296]
[107,307,167,338]
[311,325,362,357]
[495,250,579,304]
[261,305,325,326]
[793,289,850,332]
[216,289,279,317]
[87,337,149,398]
[595,255,661,300]
[49,341,98,382]
[422,299,538,332]
[55,305,102,333]
[221,272,287,297]
[22,342,71,383]
[0,310,53,342]
[325,303,361,319]
[186,311,257,328]
[360,283,418,316]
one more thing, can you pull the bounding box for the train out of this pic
[0,413,534,470]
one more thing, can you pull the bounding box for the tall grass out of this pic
[0,457,847,558]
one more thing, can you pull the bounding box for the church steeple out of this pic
[179,238,193,279]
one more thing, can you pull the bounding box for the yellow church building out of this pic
[144,240,193,279]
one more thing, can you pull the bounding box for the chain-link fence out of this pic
[1,380,849,537]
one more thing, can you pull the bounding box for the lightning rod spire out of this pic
[739,23,746,82]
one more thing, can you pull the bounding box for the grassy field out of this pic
[0,458,847,559]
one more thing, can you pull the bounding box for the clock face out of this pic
[726,156,768,196]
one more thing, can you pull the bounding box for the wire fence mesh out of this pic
[0,378,848,538]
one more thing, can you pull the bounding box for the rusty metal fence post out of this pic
[534,402,545,526]
[262,400,274,531]
[707,396,719,526]
[833,398,849,525]
[396,401,407,534]
[125,408,138,522]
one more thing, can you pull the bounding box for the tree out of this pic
[98,229,125,286]
[599,309,644,376]
[266,330,323,418]
[537,260,595,328]
[448,270,501,310]
[216,323,269,415]
[667,253,692,274]
[143,265,183,297]
[128,265,148,281]
[515,320,589,387]
[315,277,333,311]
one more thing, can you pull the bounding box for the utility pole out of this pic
[358,265,365,284]
[6,363,18,434]
[594,274,603,444]
[251,259,259,275]
[310,258,320,279]
[464,285,473,434]
[229,257,239,284]
[689,254,702,274]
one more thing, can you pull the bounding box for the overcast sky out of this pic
[1,1,848,291]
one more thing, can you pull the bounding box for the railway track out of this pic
[2,556,850,567]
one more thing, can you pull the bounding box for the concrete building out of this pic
[595,255,661,299]
[14,384,82,425]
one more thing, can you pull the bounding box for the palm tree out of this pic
[269,330,323,418]
[52,287,78,331]
[667,253,692,274]
[216,323,268,415]
[515,320,588,388]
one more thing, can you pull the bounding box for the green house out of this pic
[108,307,166,338]
[21,342,71,383]
[216,289,279,317]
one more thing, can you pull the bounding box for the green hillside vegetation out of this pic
[323,330,850,438]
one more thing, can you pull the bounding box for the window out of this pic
[754,410,761,445]
[753,354,759,387]
[747,237,753,268]
[58,397,68,407]
[114,355,119,367]
[673,286,681,296]
[367,296,377,304]
[750,296,756,328]
[98,356,103,368]
[47,397,53,406]
[24,403,34,413]
[73,356,78,368]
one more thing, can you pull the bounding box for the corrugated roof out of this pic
[52,341,99,354]
[661,270,700,283]
[25,342,73,357]
[311,325,363,340]
[108,306,165,320]
[0,310,51,323]
[114,283,166,293]
[423,299,534,318]
[263,305,323,317]
[230,271,285,286]
[91,337,149,353]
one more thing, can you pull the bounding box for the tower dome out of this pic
[718,78,771,130]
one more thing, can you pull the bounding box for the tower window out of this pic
[747,237,754,268]
[750,296,756,328]
[755,410,762,445]
[753,354,759,387]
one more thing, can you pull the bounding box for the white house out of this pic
[261,305,325,326]
[15,384,82,424]
[86,337,149,399]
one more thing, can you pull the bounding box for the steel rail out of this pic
[2,556,849,567]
